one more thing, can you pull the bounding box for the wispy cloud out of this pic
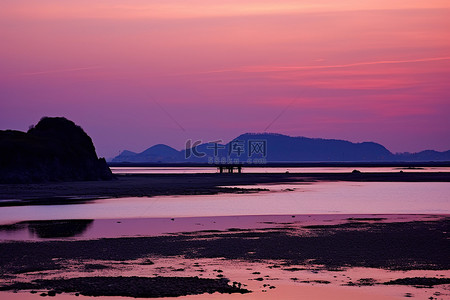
[18,66,102,77]
[3,1,450,21]
[183,56,450,76]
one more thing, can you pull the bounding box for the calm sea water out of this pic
[0,182,448,225]
[110,166,450,174]
[1,167,449,240]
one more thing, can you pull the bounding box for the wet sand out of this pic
[0,214,448,299]
[1,172,449,204]
[2,215,447,271]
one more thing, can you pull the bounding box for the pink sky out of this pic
[1,0,449,158]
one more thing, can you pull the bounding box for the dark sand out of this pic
[1,172,449,205]
[1,217,448,272]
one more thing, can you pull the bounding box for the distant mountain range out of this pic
[111,133,450,163]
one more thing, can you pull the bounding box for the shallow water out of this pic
[110,166,450,174]
[3,258,449,300]
[0,214,436,241]
[0,182,448,227]
[2,243,449,300]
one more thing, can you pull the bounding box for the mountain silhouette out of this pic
[111,133,450,163]
[113,144,182,162]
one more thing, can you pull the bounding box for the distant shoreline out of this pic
[108,161,450,167]
[0,172,449,205]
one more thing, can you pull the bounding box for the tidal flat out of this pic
[0,171,449,299]
[0,214,449,299]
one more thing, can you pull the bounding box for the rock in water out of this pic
[0,117,113,183]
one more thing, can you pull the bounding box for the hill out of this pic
[0,117,113,183]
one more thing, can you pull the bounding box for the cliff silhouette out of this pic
[0,117,113,183]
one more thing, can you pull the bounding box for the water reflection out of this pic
[0,219,93,238]
[0,182,448,225]
[110,166,450,175]
[0,223,26,232]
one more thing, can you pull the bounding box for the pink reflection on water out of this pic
[110,166,450,174]
[0,182,448,227]
[3,255,448,300]
[0,214,444,242]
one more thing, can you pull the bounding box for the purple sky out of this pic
[1,0,449,158]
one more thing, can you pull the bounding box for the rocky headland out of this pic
[0,117,113,183]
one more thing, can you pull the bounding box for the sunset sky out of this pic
[1,0,449,158]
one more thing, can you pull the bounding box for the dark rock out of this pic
[140,259,154,265]
[0,117,113,183]
[344,278,376,286]
[384,277,450,287]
